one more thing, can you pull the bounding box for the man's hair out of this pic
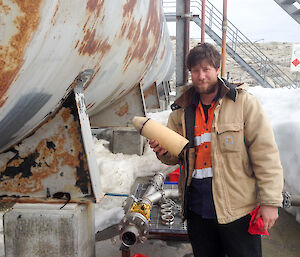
[186,43,221,71]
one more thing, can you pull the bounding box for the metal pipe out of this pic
[142,166,178,197]
[201,0,206,43]
[119,171,179,248]
[184,0,190,84]
[282,191,300,208]
[164,188,179,199]
[291,197,300,207]
[143,191,164,205]
[143,172,165,197]
[143,188,179,205]
[221,0,227,78]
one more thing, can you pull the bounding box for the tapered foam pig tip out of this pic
[132,116,148,132]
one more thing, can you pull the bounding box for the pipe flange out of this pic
[161,214,174,226]
[161,203,172,210]
[161,209,172,215]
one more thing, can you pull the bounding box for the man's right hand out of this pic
[149,139,168,156]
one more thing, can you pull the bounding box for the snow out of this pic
[93,136,170,232]
[94,86,300,233]
[248,87,300,222]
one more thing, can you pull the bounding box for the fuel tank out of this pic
[140,17,175,90]
[0,0,174,153]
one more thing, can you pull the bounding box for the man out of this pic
[150,43,283,257]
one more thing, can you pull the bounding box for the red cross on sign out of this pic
[292,58,300,67]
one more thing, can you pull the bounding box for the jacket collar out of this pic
[172,78,238,109]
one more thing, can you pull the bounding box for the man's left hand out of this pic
[255,205,279,231]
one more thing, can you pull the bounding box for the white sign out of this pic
[291,44,300,72]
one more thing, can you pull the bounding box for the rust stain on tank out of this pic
[0,0,42,105]
[87,0,104,17]
[160,45,166,60]
[123,0,137,18]
[143,83,156,98]
[50,0,61,26]
[74,40,80,49]
[87,0,98,11]
[115,102,129,117]
[0,96,8,108]
[132,20,141,42]
[118,88,125,97]
[78,29,111,57]
[0,2,11,15]
[123,0,161,71]
[83,19,90,33]
[120,0,139,40]
[86,102,95,110]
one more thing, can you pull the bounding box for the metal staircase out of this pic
[274,0,300,24]
[163,0,298,88]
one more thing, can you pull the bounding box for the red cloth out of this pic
[169,167,180,182]
[132,254,148,257]
[248,206,269,235]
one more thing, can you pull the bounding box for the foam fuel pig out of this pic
[132,116,189,157]
[118,168,179,250]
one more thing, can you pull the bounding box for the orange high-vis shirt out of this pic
[193,101,216,179]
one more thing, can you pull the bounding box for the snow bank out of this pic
[249,87,300,222]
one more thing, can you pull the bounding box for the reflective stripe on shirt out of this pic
[192,167,213,179]
[194,133,211,146]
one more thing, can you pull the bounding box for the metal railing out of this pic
[163,0,298,88]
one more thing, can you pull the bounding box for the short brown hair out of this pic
[186,43,221,71]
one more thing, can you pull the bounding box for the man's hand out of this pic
[255,205,279,231]
[149,139,168,156]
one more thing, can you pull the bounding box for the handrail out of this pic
[163,0,298,88]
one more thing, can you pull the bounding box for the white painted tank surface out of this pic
[0,0,174,153]
[140,18,175,89]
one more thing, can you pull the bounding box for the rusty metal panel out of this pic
[0,85,103,203]
[0,0,167,153]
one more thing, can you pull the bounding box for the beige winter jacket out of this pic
[158,78,283,224]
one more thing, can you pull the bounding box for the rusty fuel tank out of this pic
[0,0,174,153]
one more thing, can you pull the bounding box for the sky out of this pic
[165,0,300,43]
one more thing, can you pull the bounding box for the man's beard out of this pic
[194,81,218,94]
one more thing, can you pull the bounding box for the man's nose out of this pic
[198,71,205,80]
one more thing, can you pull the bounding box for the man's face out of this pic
[190,59,219,94]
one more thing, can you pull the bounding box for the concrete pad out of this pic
[4,203,95,257]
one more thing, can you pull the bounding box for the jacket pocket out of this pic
[217,123,244,153]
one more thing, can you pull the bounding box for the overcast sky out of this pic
[166,0,300,43]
